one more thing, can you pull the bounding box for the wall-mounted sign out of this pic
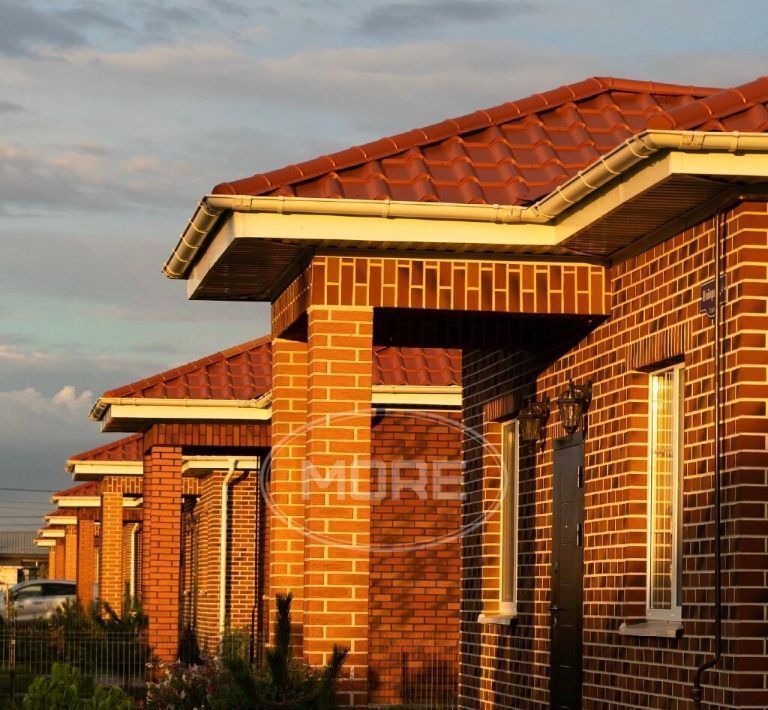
[700,276,726,319]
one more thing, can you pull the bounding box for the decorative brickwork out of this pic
[273,257,608,337]
[143,422,270,450]
[100,491,123,610]
[368,412,462,706]
[76,518,96,608]
[142,446,183,663]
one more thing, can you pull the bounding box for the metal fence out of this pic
[0,621,149,704]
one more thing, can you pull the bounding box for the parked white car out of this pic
[0,579,76,622]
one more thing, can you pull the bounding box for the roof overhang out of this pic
[181,455,261,475]
[34,538,57,547]
[44,514,78,526]
[51,495,143,509]
[38,529,65,538]
[66,459,143,480]
[91,396,272,432]
[371,384,461,408]
[164,130,768,300]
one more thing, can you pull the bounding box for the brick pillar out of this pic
[48,547,56,579]
[64,525,78,581]
[197,471,224,653]
[77,519,96,608]
[142,446,183,663]
[305,306,373,707]
[55,539,66,578]
[270,337,308,650]
[229,470,258,631]
[100,491,123,610]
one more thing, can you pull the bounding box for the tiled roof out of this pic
[104,336,272,400]
[0,531,46,557]
[212,76,731,206]
[70,434,143,462]
[52,482,100,499]
[103,337,460,401]
[373,347,461,386]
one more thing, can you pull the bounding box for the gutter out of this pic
[90,396,273,423]
[163,130,768,279]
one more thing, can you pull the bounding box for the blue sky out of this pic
[0,0,765,524]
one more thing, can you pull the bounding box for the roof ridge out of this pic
[212,76,721,198]
[102,334,271,399]
[69,433,143,462]
[647,75,768,130]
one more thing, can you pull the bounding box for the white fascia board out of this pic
[34,538,57,547]
[97,398,272,429]
[371,385,462,408]
[68,460,143,480]
[45,515,78,526]
[181,456,261,475]
[51,496,142,508]
[39,529,65,538]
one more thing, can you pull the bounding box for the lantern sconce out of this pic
[556,379,592,437]
[518,394,550,449]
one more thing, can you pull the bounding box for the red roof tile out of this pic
[104,336,272,400]
[102,338,460,401]
[69,434,143,462]
[52,481,100,499]
[212,77,722,206]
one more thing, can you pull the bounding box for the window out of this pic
[647,364,683,620]
[499,419,519,616]
[13,584,43,600]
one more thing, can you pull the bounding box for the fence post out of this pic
[7,587,16,703]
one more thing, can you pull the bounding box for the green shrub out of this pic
[22,662,132,710]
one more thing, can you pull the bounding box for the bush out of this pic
[22,662,132,710]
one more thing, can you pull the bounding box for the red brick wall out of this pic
[368,411,463,706]
[228,470,258,631]
[64,525,78,581]
[142,446,183,663]
[55,538,66,579]
[196,471,224,652]
[100,491,123,610]
[459,202,768,709]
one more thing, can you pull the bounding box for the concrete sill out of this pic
[477,612,517,626]
[619,620,683,638]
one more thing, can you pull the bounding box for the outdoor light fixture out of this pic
[518,394,550,449]
[556,379,592,437]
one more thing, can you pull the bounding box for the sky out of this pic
[0,0,766,526]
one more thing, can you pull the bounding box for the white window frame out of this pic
[499,419,520,616]
[646,363,684,621]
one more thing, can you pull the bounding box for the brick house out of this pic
[55,336,463,694]
[161,75,768,709]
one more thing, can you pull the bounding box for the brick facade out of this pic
[64,525,77,581]
[76,518,96,608]
[100,491,123,610]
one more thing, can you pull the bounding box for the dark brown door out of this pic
[550,432,584,710]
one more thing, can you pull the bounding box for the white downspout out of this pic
[219,459,237,637]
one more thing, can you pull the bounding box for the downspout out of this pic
[692,209,725,708]
[219,459,238,637]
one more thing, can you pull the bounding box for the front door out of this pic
[550,432,584,710]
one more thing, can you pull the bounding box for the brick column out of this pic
[197,471,224,653]
[305,306,373,707]
[142,446,183,663]
[64,525,78,581]
[77,519,96,608]
[229,470,258,631]
[48,547,56,579]
[269,337,309,650]
[100,491,123,610]
[55,539,66,578]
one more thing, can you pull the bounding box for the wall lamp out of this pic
[518,394,550,449]
[557,380,592,437]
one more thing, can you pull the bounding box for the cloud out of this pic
[56,3,129,32]
[0,99,24,113]
[0,0,84,57]
[359,0,539,36]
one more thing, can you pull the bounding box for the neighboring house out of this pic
[161,75,768,710]
[0,532,47,587]
[53,336,463,694]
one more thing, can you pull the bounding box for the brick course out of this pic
[76,518,96,608]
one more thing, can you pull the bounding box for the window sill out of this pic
[619,620,683,638]
[477,612,517,626]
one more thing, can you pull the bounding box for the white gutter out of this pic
[34,538,57,548]
[90,397,273,425]
[66,460,143,478]
[163,129,768,278]
[371,384,462,408]
[45,515,78,526]
[51,495,143,508]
